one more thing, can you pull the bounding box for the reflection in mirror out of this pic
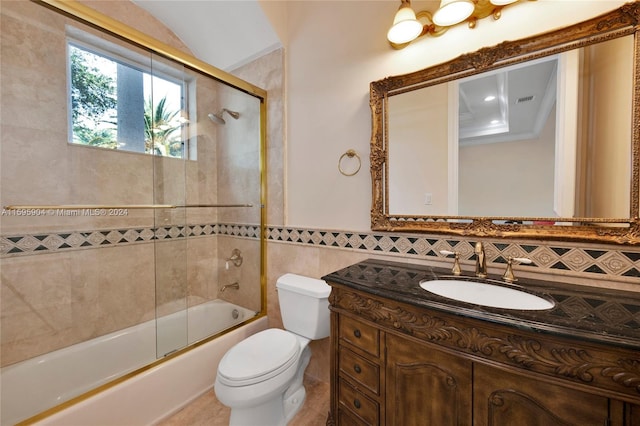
[458,57,558,218]
[387,36,633,220]
[372,4,640,243]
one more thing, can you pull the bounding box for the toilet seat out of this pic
[217,329,300,387]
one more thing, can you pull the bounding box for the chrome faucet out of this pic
[220,282,239,293]
[474,242,487,278]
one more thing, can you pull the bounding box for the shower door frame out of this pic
[12,0,268,422]
[38,0,269,325]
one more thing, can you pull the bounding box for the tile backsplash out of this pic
[0,223,259,257]
[4,224,639,284]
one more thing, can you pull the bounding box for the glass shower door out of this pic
[149,53,189,357]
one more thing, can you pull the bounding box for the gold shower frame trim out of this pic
[11,1,270,424]
[36,0,269,313]
[36,0,267,99]
[15,315,265,426]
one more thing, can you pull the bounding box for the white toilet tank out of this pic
[276,273,332,340]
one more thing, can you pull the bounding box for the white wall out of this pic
[587,35,634,218]
[278,0,625,231]
[459,110,557,217]
[388,84,449,216]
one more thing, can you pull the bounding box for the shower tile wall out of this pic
[1,245,156,367]
[0,1,257,368]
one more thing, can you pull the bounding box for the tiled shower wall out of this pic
[0,0,262,368]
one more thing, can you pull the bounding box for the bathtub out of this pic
[1,299,263,425]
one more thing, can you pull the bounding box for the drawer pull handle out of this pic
[353,329,361,338]
[354,364,362,374]
[353,399,361,409]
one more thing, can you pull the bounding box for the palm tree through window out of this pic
[68,38,187,159]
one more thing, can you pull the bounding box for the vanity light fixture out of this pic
[432,0,475,27]
[387,0,424,45]
[387,0,534,49]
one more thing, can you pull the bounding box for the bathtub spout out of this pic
[220,282,240,293]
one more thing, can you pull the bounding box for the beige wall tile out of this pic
[1,244,155,367]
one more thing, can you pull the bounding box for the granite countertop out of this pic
[322,258,640,350]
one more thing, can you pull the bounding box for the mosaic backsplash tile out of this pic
[0,224,260,256]
[266,227,640,281]
[2,225,640,282]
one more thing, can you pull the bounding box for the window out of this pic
[67,28,191,159]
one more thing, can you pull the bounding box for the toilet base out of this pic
[227,383,307,426]
[228,397,286,426]
[225,344,312,426]
[283,386,306,424]
[282,344,310,423]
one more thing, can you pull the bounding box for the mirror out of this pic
[371,3,640,244]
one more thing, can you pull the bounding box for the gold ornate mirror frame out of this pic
[370,3,640,245]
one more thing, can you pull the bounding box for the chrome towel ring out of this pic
[338,149,361,176]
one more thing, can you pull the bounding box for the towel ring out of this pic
[338,149,361,176]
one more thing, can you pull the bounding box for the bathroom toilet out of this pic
[214,273,331,426]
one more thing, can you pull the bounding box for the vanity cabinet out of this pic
[473,362,609,425]
[386,334,472,426]
[335,314,383,425]
[325,260,640,426]
[386,332,612,426]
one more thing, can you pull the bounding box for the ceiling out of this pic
[132,0,281,71]
[459,57,558,146]
[132,0,556,144]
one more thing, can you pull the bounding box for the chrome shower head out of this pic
[208,112,225,125]
[208,108,240,125]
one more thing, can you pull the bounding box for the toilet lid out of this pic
[217,329,300,386]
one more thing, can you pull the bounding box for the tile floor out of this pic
[158,375,329,426]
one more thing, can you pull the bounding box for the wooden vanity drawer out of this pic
[338,408,370,426]
[338,378,379,425]
[339,316,379,357]
[339,347,380,395]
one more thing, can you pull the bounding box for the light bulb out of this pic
[490,0,519,5]
[433,0,475,27]
[387,4,423,44]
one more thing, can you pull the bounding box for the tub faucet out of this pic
[474,241,487,278]
[220,282,240,293]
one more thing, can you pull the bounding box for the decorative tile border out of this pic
[0,223,261,257]
[2,224,640,281]
[266,226,640,282]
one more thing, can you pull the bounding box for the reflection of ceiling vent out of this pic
[516,95,535,104]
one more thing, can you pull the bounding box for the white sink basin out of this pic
[419,279,554,311]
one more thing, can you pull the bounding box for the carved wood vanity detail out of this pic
[324,259,640,425]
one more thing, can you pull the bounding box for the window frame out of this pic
[66,26,195,159]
